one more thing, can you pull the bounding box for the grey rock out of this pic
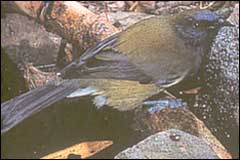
[114,129,219,159]
[1,13,61,69]
[196,26,239,127]
[193,26,239,157]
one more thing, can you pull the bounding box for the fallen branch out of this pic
[7,1,119,51]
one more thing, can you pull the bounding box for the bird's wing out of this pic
[61,33,152,84]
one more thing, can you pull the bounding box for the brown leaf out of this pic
[41,140,113,159]
[180,87,201,95]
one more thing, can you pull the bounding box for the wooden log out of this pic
[7,1,119,51]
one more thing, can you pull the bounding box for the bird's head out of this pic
[173,10,232,46]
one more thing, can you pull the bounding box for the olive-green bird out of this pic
[1,10,230,134]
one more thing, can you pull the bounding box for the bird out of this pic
[1,9,230,134]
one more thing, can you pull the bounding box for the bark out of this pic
[5,1,119,51]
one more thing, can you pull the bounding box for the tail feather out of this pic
[1,80,80,134]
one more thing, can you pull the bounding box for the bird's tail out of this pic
[1,79,80,134]
[1,79,161,134]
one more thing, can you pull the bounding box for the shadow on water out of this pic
[1,49,239,159]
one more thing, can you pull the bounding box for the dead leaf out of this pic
[41,140,113,159]
[179,87,201,95]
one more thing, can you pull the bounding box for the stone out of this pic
[114,129,219,159]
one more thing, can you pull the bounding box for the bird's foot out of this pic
[143,99,187,114]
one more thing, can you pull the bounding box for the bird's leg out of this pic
[143,98,187,114]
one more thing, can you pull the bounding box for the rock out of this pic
[193,26,239,158]
[1,13,61,69]
[210,26,239,126]
[114,129,219,159]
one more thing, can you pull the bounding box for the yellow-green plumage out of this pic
[114,16,201,87]
[61,79,161,111]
